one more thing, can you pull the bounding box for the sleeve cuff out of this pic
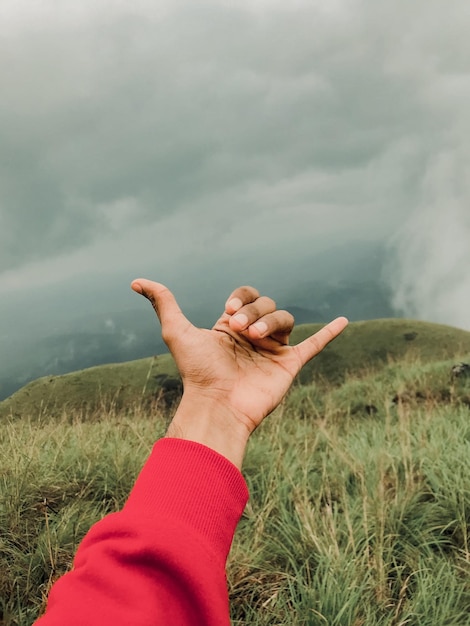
[123,437,249,560]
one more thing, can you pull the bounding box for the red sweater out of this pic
[34,438,249,626]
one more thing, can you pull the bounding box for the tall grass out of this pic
[1,356,470,625]
[229,357,470,625]
[0,406,168,625]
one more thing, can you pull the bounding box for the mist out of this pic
[386,152,470,331]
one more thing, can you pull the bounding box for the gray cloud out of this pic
[0,0,469,337]
[0,0,440,270]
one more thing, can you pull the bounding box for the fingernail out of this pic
[131,281,143,295]
[227,297,243,312]
[233,313,248,328]
[252,321,268,336]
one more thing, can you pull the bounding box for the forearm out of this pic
[35,438,249,626]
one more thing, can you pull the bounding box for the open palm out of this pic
[132,280,348,436]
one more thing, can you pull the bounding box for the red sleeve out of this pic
[34,438,249,626]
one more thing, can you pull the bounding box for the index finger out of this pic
[293,317,349,367]
[225,286,260,314]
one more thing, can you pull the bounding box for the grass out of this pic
[1,324,470,624]
[228,359,470,625]
[0,406,169,625]
[0,355,180,420]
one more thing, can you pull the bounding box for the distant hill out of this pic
[0,271,396,402]
[1,319,469,420]
[0,309,167,401]
[296,318,470,385]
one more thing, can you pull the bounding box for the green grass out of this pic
[0,355,179,420]
[0,405,169,625]
[295,318,470,386]
[231,397,470,625]
[1,345,470,624]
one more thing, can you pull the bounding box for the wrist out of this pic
[165,393,251,470]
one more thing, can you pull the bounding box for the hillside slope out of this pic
[1,319,469,419]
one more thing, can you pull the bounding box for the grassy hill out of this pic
[1,319,470,420]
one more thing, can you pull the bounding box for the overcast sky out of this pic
[1,0,469,334]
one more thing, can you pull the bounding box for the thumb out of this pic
[131,278,193,346]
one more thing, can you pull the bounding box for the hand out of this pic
[131,280,348,468]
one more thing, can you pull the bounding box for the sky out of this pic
[1,0,469,384]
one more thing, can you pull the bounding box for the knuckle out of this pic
[285,311,295,326]
[245,298,274,319]
[235,286,260,302]
[259,296,276,309]
[276,309,294,325]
